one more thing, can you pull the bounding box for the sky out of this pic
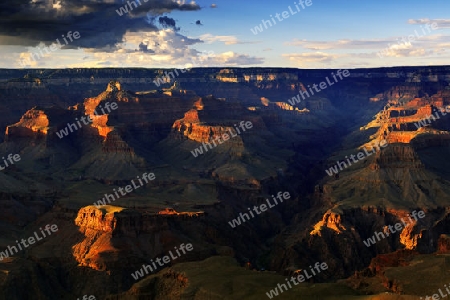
[1,0,450,69]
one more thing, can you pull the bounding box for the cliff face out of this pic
[67,204,219,296]
[273,204,450,280]
[362,85,450,145]
[2,80,205,180]
[73,206,170,271]
[5,106,72,142]
[0,66,418,134]
[170,95,264,157]
[270,76,450,278]
[0,202,215,299]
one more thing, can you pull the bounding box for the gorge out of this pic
[0,66,449,299]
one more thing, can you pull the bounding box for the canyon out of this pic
[0,66,449,299]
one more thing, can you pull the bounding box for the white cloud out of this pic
[204,51,263,66]
[283,31,450,65]
[282,52,341,67]
[199,34,259,45]
[285,38,390,50]
[54,30,263,68]
[408,18,450,28]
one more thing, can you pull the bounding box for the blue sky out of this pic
[2,0,450,68]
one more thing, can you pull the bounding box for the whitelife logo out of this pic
[190,121,253,157]
[131,243,193,280]
[228,192,291,228]
[93,172,155,208]
[116,0,156,16]
[0,153,21,171]
[55,102,118,139]
[77,296,95,300]
[153,50,215,87]
[266,261,328,298]
[363,210,425,247]
[377,22,438,58]
[325,139,388,177]
[250,0,313,35]
[287,69,350,107]
[0,224,58,261]
[19,31,81,67]
[420,283,450,300]
[414,106,450,129]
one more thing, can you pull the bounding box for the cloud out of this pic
[408,18,450,28]
[70,50,263,69]
[286,33,450,62]
[42,29,263,68]
[138,42,155,53]
[121,29,203,56]
[199,34,260,45]
[18,52,40,68]
[377,43,438,58]
[376,34,450,58]
[0,0,200,50]
[201,51,264,66]
[282,52,341,67]
[159,16,180,31]
[285,38,393,50]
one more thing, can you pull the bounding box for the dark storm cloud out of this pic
[138,42,155,53]
[159,16,179,31]
[128,0,200,15]
[0,0,200,49]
